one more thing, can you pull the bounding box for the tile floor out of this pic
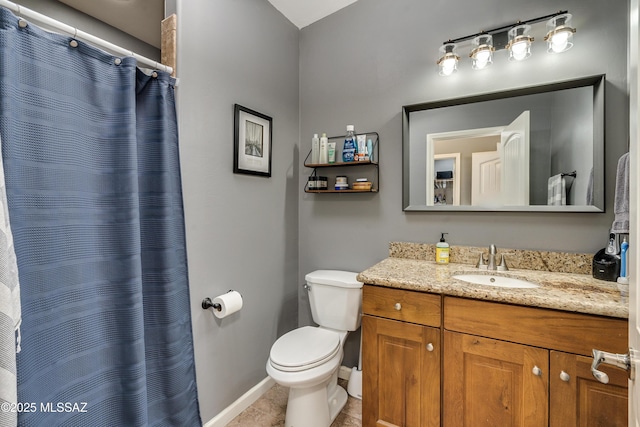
[226,379,362,426]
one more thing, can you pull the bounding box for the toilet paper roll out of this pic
[212,290,243,319]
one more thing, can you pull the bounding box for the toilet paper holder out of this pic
[202,290,240,312]
[201,297,221,311]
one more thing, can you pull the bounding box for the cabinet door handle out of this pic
[559,371,570,382]
[426,343,434,352]
[532,366,542,376]
[394,302,402,311]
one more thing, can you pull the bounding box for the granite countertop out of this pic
[357,257,629,319]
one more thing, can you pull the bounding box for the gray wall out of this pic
[177,0,300,421]
[299,0,629,367]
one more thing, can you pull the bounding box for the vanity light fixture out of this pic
[470,34,494,69]
[507,24,533,61]
[437,10,575,76]
[544,13,576,53]
[437,42,460,76]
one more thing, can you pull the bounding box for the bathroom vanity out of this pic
[359,243,629,427]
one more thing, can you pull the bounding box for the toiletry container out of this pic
[319,133,329,164]
[342,125,356,162]
[619,237,629,282]
[311,134,320,164]
[592,248,620,282]
[328,142,336,163]
[356,135,366,161]
[436,233,449,264]
[307,176,317,191]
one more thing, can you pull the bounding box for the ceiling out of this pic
[56,0,358,49]
[267,0,359,29]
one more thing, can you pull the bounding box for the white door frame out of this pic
[629,0,639,424]
[425,126,503,206]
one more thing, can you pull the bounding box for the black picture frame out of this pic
[234,104,273,177]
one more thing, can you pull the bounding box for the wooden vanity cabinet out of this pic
[362,286,628,427]
[549,351,628,427]
[362,285,442,427]
[443,296,628,427]
[444,330,549,426]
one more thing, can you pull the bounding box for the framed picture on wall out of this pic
[234,104,272,177]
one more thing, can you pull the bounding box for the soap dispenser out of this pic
[436,233,450,264]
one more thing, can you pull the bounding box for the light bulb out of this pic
[470,35,494,70]
[441,58,456,76]
[474,50,491,69]
[507,25,533,61]
[437,43,459,76]
[476,50,491,62]
[551,32,569,52]
[511,41,529,61]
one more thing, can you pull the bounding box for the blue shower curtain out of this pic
[0,7,200,426]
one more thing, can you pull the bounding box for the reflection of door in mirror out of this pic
[433,153,460,205]
[426,128,502,206]
[501,111,530,206]
[472,149,501,206]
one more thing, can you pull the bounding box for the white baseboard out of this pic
[203,376,275,427]
[203,366,355,427]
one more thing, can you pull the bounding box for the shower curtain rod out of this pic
[0,0,173,74]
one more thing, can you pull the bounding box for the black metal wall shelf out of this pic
[303,132,379,193]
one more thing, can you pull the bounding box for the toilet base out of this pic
[284,373,347,427]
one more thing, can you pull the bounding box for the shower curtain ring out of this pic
[16,5,28,28]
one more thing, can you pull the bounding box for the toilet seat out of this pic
[269,326,341,372]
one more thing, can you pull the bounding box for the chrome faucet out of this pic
[487,244,498,270]
[476,244,509,271]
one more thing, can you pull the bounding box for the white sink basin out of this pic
[452,274,539,289]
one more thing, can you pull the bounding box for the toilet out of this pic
[266,270,363,427]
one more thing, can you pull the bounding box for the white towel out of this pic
[547,174,566,206]
[612,153,630,233]
[0,132,20,427]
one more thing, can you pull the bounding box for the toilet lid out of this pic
[269,326,341,372]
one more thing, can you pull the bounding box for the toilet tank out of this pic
[305,270,363,331]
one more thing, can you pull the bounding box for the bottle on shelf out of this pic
[343,125,356,162]
[311,133,320,164]
[319,133,329,164]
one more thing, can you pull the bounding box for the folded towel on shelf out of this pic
[547,174,566,206]
[611,152,630,233]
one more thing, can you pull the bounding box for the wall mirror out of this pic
[402,75,605,212]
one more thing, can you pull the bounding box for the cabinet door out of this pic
[550,351,628,427]
[362,315,440,427]
[443,331,548,427]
